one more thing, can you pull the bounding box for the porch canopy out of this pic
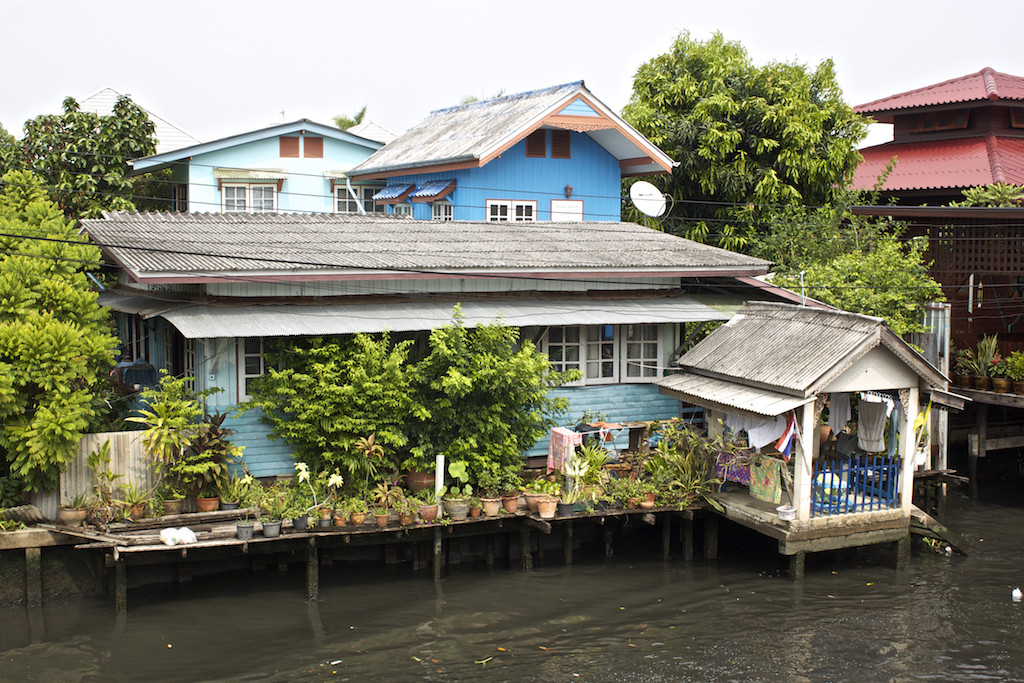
[100,290,737,339]
[655,301,954,523]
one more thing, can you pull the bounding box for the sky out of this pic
[2,0,1022,150]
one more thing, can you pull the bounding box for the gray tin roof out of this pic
[82,211,770,282]
[656,301,946,416]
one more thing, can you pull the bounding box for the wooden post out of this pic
[521,526,533,570]
[703,514,718,560]
[894,535,911,570]
[971,404,986,498]
[603,526,614,557]
[486,536,495,567]
[793,403,816,522]
[788,552,805,581]
[114,559,127,614]
[899,388,919,514]
[177,564,192,584]
[24,547,42,608]
[306,540,319,601]
[432,527,442,583]
[661,513,671,560]
[564,520,574,565]
[682,517,694,562]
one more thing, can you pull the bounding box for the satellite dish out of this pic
[629,181,667,218]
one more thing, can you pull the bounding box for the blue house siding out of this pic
[525,383,692,458]
[385,132,621,222]
[224,408,295,478]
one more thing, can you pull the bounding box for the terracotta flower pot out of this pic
[1014,381,1024,395]
[195,497,220,512]
[405,470,435,493]
[374,512,390,528]
[419,504,439,522]
[993,377,1012,394]
[501,494,520,513]
[536,496,558,519]
[58,508,88,527]
[349,512,367,526]
[481,497,503,517]
[161,499,183,516]
[973,375,992,391]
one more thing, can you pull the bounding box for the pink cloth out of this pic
[547,427,583,474]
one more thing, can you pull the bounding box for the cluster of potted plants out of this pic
[954,336,1024,394]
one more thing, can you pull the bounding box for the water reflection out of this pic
[3,489,1024,681]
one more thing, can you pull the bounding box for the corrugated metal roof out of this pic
[655,301,946,416]
[856,67,1024,118]
[852,135,1024,191]
[82,211,770,281]
[349,81,673,177]
[372,184,414,200]
[150,295,733,339]
[213,168,289,181]
[346,120,399,144]
[409,180,455,200]
[79,87,201,154]
[656,372,814,418]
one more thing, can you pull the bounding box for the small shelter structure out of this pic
[656,302,962,573]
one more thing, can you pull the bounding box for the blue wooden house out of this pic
[347,81,674,222]
[128,119,384,214]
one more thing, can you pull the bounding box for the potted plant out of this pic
[476,466,503,516]
[441,460,473,520]
[991,354,1012,393]
[397,497,416,525]
[347,498,368,526]
[116,481,154,521]
[499,469,523,513]
[417,489,439,522]
[157,485,186,516]
[58,492,93,527]
[258,483,288,537]
[971,335,999,390]
[468,497,482,518]
[1007,350,1024,393]
[372,505,390,528]
[219,473,252,511]
[236,508,255,540]
[524,477,561,512]
[953,346,974,388]
[401,448,436,493]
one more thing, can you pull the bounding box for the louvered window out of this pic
[280,136,300,157]
[304,137,323,158]
[526,130,546,157]
[543,324,663,386]
[906,110,969,133]
[551,130,571,158]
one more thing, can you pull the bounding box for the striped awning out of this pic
[409,180,456,202]
[372,184,415,203]
[213,168,289,181]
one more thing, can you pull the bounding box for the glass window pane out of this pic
[565,346,579,362]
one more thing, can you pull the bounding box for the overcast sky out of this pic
[3,0,1022,149]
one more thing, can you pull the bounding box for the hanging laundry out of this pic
[547,426,583,474]
[725,412,787,450]
[828,392,851,435]
[858,398,888,452]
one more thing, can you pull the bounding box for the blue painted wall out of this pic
[385,131,621,222]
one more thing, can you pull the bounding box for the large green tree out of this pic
[622,32,868,251]
[0,170,118,491]
[2,95,159,218]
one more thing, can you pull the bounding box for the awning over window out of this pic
[129,295,734,340]
[656,372,814,418]
[409,180,456,203]
[372,184,415,204]
[213,168,289,181]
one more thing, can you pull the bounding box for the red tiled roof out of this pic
[851,135,1024,192]
[855,68,1024,119]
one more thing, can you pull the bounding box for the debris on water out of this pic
[329,659,342,665]
[1012,587,1022,603]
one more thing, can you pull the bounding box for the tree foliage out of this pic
[2,95,158,218]
[333,105,367,131]
[951,182,1024,207]
[0,170,118,491]
[622,32,867,251]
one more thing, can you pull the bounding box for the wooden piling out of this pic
[895,534,911,570]
[432,528,442,583]
[682,517,694,562]
[306,540,319,601]
[661,513,671,560]
[564,520,573,565]
[788,551,805,581]
[24,547,42,608]
[521,526,533,570]
[114,559,127,614]
[704,514,719,560]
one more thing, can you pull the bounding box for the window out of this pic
[238,338,267,401]
[487,200,536,222]
[906,110,969,133]
[280,136,300,158]
[172,184,188,212]
[432,200,453,221]
[544,324,662,385]
[223,184,276,213]
[336,186,384,214]
[551,129,571,159]
[124,315,148,362]
[392,203,412,217]
[550,199,583,222]
[526,130,546,157]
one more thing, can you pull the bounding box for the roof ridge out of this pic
[986,133,1007,184]
[429,81,584,117]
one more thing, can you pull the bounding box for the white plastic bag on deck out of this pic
[159,527,198,546]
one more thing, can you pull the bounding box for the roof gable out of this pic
[349,81,673,179]
[78,87,200,155]
[129,119,383,175]
[856,67,1024,119]
[852,135,1024,191]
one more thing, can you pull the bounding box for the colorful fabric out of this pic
[547,427,583,474]
[775,412,797,461]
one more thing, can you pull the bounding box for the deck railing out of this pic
[810,453,900,517]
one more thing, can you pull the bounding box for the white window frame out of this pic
[237,338,267,402]
[222,184,277,213]
[336,186,384,214]
[487,199,536,222]
[542,324,663,386]
[546,326,583,385]
[392,202,412,217]
[432,200,453,221]
[550,199,584,222]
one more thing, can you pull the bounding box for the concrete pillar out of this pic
[794,403,816,522]
[432,528,442,583]
[306,541,319,601]
[24,547,42,608]
[788,552,806,581]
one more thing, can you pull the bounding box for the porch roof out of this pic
[102,291,736,340]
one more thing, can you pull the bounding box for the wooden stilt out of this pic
[521,527,533,570]
[704,514,719,560]
[306,540,319,601]
[564,520,574,565]
[485,536,495,567]
[604,526,614,557]
[682,518,694,562]
[24,547,42,608]
[971,404,986,498]
[114,560,127,614]
[177,563,192,584]
[788,552,805,581]
[432,528,442,583]
[661,513,671,560]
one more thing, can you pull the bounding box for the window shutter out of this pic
[304,137,323,158]
[280,137,300,158]
[551,130,571,159]
[526,130,546,157]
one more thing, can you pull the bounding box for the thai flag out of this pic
[775,412,797,461]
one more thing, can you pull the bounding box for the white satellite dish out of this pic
[629,181,667,218]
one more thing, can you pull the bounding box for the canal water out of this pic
[3,482,1024,682]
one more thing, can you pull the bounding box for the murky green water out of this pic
[4,483,1024,682]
